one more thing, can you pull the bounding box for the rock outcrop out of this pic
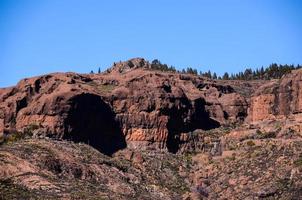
[0,58,249,154]
[248,69,302,122]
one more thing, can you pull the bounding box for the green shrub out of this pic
[97,84,116,93]
[23,122,40,136]
[1,123,40,145]
[256,129,276,139]
[0,133,4,144]
[294,156,302,167]
[246,140,255,146]
[3,132,24,143]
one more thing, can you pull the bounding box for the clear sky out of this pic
[1,0,302,87]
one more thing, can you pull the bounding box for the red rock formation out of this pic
[0,58,249,153]
[248,69,302,123]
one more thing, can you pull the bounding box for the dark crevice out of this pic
[237,111,247,121]
[165,97,220,153]
[16,97,28,113]
[192,98,221,130]
[223,111,229,120]
[63,93,126,156]
[162,83,172,93]
[272,85,280,115]
[34,79,41,93]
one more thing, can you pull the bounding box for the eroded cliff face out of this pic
[0,58,249,154]
[248,69,302,123]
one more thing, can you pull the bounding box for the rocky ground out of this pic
[1,126,302,199]
[1,58,302,199]
[0,138,192,200]
[190,127,302,199]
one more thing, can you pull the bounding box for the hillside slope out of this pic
[1,58,302,199]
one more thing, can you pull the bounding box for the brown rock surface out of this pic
[0,58,249,154]
[248,69,302,123]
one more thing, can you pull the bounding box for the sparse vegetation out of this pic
[256,129,276,139]
[0,179,38,200]
[150,59,177,72]
[88,82,116,93]
[246,140,255,146]
[97,84,116,93]
[210,63,301,80]
[147,59,302,80]
[294,155,302,167]
[0,123,39,145]
[0,139,193,199]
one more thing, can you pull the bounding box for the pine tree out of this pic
[222,72,229,80]
[243,68,252,80]
[213,72,217,79]
[209,70,212,79]
[230,73,235,80]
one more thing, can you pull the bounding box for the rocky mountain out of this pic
[1,58,302,199]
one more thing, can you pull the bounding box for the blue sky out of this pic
[0,0,302,87]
